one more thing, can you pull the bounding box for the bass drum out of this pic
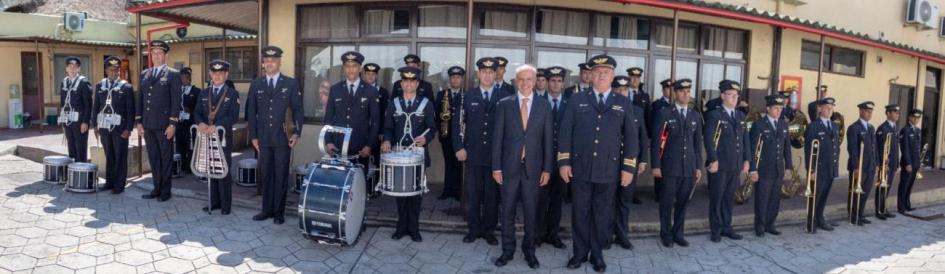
[298,161,366,246]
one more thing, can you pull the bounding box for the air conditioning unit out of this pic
[906,0,940,29]
[63,12,87,32]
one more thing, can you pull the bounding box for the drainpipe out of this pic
[770,26,782,95]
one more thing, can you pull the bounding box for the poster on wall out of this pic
[780,75,803,110]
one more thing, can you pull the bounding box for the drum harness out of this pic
[58,76,85,126]
[96,78,126,132]
[392,96,430,149]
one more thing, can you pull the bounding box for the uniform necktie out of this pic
[597,93,604,108]
[348,84,355,97]
[681,108,687,120]
[552,98,559,113]
[214,87,220,96]
[729,111,735,120]
[484,91,490,102]
[269,78,275,90]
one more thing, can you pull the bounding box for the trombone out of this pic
[804,139,820,233]
[917,143,929,180]
[849,142,865,224]
[875,133,892,216]
[736,133,763,204]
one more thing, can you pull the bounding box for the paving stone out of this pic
[114,249,152,266]
[0,253,37,271]
[55,252,96,270]
[153,257,195,274]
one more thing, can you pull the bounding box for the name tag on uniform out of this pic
[257,90,264,94]
[763,129,771,133]
[335,98,342,102]
[361,98,367,102]
[281,88,288,93]
[817,132,825,136]
[611,105,623,111]
[471,102,479,106]
[691,121,697,126]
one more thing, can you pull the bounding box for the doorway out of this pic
[20,52,43,124]
[888,84,915,129]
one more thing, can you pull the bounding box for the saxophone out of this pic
[781,156,805,198]
[440,90,452,137]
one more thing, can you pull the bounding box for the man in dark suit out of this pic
[176,67,200,174]
[874,105,900,220]
[195,60,241,215]
[807,85,828,122]
[494,57,517,96]
[392,54,435,102]
[607,76,649,250]
[748,95,793,237]
[324,51,381,195]
[59,56,93,163]
[364,62,388,198]
[536,66,568,249]
[649,79,674,202]
[703,80,749,243]
[454,58,504,246]
[563,63,591,98]
[491,65,553,269]
[846,101,877,225]
[247,46,304,224]
[435,66,466,201]
[92,56,135,194]
[804,97,841,232]
[558,55,639,273]
[651,79,704,248]
[136,40,182,202]
[898,109,923,213]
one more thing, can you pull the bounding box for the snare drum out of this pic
[236,159,257,187]
[378,148,427,197]
[43,156,72,184]
[294,163,313,194]
[298,160,366,246]
[172,153,183,178]
[65,162,98,193]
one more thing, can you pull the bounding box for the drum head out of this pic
[344,168,366,245]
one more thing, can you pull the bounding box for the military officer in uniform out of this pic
[563,63,591,98]
[392,54,435,102]
[804,97,841,231]
[177,67,200,174]
[435,66,466,201]
[59,56,92,162]
[195,60,240,215]
[626,67,649,205]
[651,79,704,248]
[846,101,877,225]
[649,79,674,202]
[898,109,923,213]
[364,62,387,198]
[536,66,568,249]
[607,75,649,250]
[247,46,304,224]
[535,68,549,99]
[703,80,749,242]
[558,55,639,273]
[748,95,793,237]
[875,104,900,219]
[454,58,502,246]
[807,85,828,122]
[382,66,436,242]
[778,90,797,122]
[93,56,134,194]
[494,57,516,96]
[136,40,182,202]
[324,51,381,194]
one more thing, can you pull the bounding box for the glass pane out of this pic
[801,41,824,69]
[653,24,697,52]
[535,9,589,45]
[473,47,526,86]
[302,45,354,120]
[926,69,940,88]
[700,63,724,101]
[592,14,649,49]
[300,6,358,39]
[652,58,697,98]
[702,27,725,58]
[359,45,409,90]
[831,47,862,75]
[419,45,467,91]
[725,65,743,84]
[418,5,467,39]
[536,49,586,86]
[724,30,745,59]
[363,9,410,36]
[478,10,528,38]
[610,54,646,77]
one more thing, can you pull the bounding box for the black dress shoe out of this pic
[906,206,916,211]
[494,253,512,267]
[661,238,674,247]
[615,239,634,250]
[111,189,123,194]
[766,229,781,235]
[391,232,404,240]
[722,231,743,240]
[755,230,765,237]
[483,235,498,245]
[410,234,422,242]
[525,255,539,269]
[711,235,721,242]
[674,238,689,247]
[631,196,642,205]
[141,194,157,199]
[202,206,220,212]
[221,209,230,215]
[462,234,477,243]
[252,213,270,221]
[818,224,834,231]
[828,222,839,227]
[876,214,887,220]
[548,238,566,249]
[156,196,170,202]
[603,243,612,250]
[860,218,871,224]
[886,212,896,218]
[566,257,583,269]
[590,257,606,273]
[98,186,114,191]
[273,216,285,224]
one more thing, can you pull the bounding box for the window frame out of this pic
[204,46,258,83]
[800,40,865,78]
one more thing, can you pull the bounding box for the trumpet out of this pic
[917,143,929,180]
[849,142,865,224]
[781,156,805,198]
[804,139,820,233]
[440,90,452,137]
[712,120,722,149]
[736,133,763,204]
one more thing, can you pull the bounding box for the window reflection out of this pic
[363,9,410,36]
[593,15,649,49]
[536,49,587,86]
[652,58,697,99]
[419,46,466,91]
[359,45,409,90]
[303,45,354,120]
[474,47,526,86]
[419,5,467,39]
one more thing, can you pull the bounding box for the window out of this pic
[299,6,358,39]
[359,45,409,88]
[653,23,697,52]
[801,40,864,77]
[418,5,467,39]
[701,27,745,59]
[302,45,354,121]
[53,54,91,96]
[419,45,467,90]
[593,14,649,49]
[535,9,589,45]
[478,9,529,39]
[536,49,587,85]
[362,9,410,36]
[473,47,527,85]
[206,47,258,81]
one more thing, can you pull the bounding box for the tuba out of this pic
[788,110,808,148]
[831,112,846,144]
[439,90,452,137]
[190,124,228,179]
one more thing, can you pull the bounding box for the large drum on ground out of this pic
[65,162,98,193]
[298,160,366,246]
[236,159,257,187]
[43,156,72,184]
[294,163,314,194]
[172,153,183,178]
[377,148,427,197]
